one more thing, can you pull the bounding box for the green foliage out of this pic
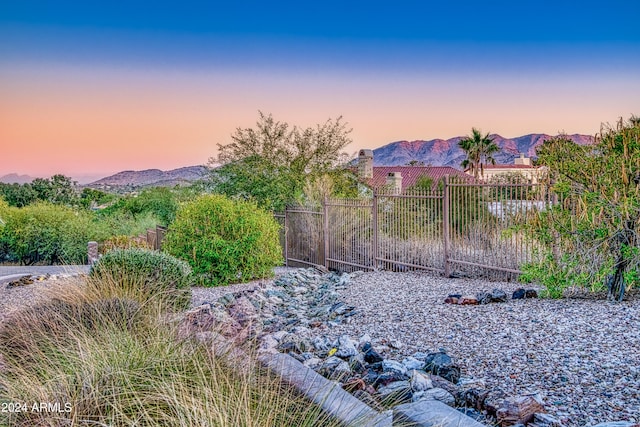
[210,112,353,211]
[90,248,192,310]
[458,128,499,179]
[80,187,116,209]
[0,174,79,207]
[99,187,179,226]
[525,117,640,300]
[0,201,96,264]
[0,183,37,207]
[163,194,283,286]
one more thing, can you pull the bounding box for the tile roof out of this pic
[364,166,471,192]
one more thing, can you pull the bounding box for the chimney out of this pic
[514,153,531,166]
[386,172,403,195]
[358,149,374,179]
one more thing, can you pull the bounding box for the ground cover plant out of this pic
[89,248,193,311]
[163,194,283,286]
[0,273,340,427]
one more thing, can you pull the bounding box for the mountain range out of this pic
[85,165,209,190]
[369,133,594,167]
[2,133,594,189]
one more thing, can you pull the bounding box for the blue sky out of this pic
[1,0,639,179]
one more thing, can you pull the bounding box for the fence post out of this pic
[87,241,99,266]
[284,209,289,268]
[323,197,329,269]
[442,176,451,277]
[372,190,378,270]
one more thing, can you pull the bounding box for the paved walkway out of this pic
[0,265,89,279]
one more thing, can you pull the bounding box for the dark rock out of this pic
[373,371,409,388]
[362,343,384,364]
[513,288,539,299]
[444,296,460,304]
[429,374,459,397]
[476,292,492,304]
[512,288,526,299]
[423,351,461,384]
[491,288,508,302]
[459,387,489,410]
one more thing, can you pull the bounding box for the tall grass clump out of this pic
[0,275,340,427]
[89,248,193,311]
[163,194,283,286]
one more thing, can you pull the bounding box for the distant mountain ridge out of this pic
[370,133,594,167]
[0,173,38,184]
[87,165,209,189]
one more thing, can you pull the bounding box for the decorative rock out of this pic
[402,356,424,371]
[382,359,408,377]
[335,335,358,358]
[362,342,384,364]
[444,294,461,304]
[458,296,479,305]
[496,394,546,427]
[409,370,433,392]
[530,413,563,427]
[319,356,352,380]
[415,387,456,407]
[512,288,539,299]
[590,423,640,427]
[377,380,412,405]
[423,351,461,384]
[491,288,508,302]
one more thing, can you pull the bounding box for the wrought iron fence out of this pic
[279,176,553,280]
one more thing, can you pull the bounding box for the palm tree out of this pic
[459,128,499,179]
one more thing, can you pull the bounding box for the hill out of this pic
[86,165,209,191]
[370,133,594,167]
[0,173,37,184]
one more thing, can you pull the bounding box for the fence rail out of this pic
[279,176,552,280]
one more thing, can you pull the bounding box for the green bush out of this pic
[0,201,96,264]
[163,194,283,286]
[90,248,193,310]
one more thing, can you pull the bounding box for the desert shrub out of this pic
[163,194,283,286]
[0,201,96,264]
[89,248,192,310]
[0,277,339,427]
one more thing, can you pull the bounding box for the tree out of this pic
[209,112,352,211]
[524,117,640,301]
[459,128,499,179]
[31,175,78,205]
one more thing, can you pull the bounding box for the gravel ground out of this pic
[322,271,640,427]
[3,267,638,426]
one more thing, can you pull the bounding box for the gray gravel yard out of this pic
[322,271,640,426]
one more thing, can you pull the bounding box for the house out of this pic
[466,153,547,184]
[356,149,471,194]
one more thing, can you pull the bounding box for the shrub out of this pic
[163,194,283,286]
[0,201,96,264]
[89,248,193,310]
[0,281,338,427]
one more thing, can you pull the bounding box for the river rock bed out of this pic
[184,268,640,427]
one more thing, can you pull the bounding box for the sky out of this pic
[1,1,640,182]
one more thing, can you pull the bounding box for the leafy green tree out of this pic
[210,112,352,211]
[0,183,37,207]
[459,128,499,179]
[31,175,79,205]
[523,117,640,300]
